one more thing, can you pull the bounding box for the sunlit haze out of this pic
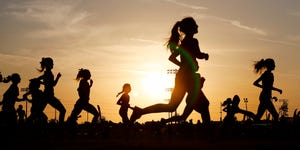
[0,0,299,124]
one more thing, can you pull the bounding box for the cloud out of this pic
[193,13,267,36]
[230,20,266,36]
[165,0,208,10]
[1,0,91,37]
[257,38,299,47]
[129,38,162,45]
[0,52,35,67]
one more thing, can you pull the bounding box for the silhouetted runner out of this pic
[116,83,133,125]
[130,17,209,123]
[222,95,256,126]
[37,57,66,125]
[253,58,282,122]
[67,69,99,125]
[0,73,24,126]
[23,78,48,125]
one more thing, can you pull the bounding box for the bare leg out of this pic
[84,103,100,123]
[267,103,279,122]
[130,77,187,122]
[256,102,267,121]
[48,96,66,125]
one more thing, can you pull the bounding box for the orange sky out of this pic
[0,0,300,124]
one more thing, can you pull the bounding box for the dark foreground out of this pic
[1,120,300,150]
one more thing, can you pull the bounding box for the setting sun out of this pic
[141,72,174,102]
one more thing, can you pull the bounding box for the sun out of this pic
[141,72,174,101]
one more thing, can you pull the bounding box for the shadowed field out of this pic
[1,120,300,150]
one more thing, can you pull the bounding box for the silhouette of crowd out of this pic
[0,17,299,142]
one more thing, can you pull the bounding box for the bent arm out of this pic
[37,75,45,85]
[168,51,181,67]
[194,39,209,60]
[117,99,122,105]
[253,76,263,88]
[273,87,282,94]
[54,72,61,86]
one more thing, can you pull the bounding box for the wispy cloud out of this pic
[2,0,91,37]
[230,20,266,36]
[129,38,162,45]
[193,13,267,36]
[0,52,35,67]
[165,0,208,10]
[257,38,299,47]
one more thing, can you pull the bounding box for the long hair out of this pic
[166,17,198,51]
[38,57,53,72]
[76,68,91,81]
[166,21,181,52]
[116,83,131,97]
[2,73,20,83]
[253,58,275,74]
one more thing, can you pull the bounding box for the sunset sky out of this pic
[0,0,299,124]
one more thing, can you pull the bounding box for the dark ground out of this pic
[1,120,300,150]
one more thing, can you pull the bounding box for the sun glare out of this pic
[142,72,174,101]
